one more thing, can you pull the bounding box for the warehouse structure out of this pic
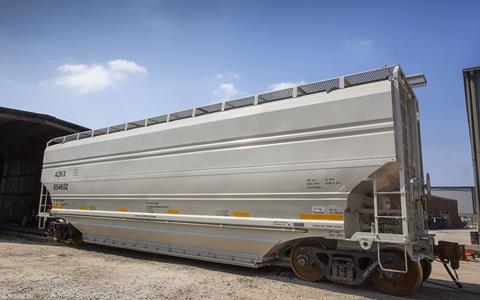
[431,186,476,218]
[0,107,87,227]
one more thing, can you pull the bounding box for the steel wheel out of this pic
[371,248,423,296]
[420,259,432,283]
[290,245,325,281]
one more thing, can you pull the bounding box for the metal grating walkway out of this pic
[49,65,425,146]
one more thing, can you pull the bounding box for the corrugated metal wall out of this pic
[431,187,475,216]
[464,67,480,220]
[0,152,43,225]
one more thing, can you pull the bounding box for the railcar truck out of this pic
[38,66,463,295]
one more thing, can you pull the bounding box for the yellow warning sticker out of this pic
[233,212,251,217]
[300,213,344,221]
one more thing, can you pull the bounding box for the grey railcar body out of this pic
[39,66,434,295]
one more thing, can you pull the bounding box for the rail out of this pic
[47,65,426,146]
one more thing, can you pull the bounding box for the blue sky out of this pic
[0,0,479,186]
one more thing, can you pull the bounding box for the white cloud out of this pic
[54,59,147,93]
[269,81,305,91]
[213,82,239,99]
[108,59,148,74]
[211,72,241,99]
[55,64,112,93]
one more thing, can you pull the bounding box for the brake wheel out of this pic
[290,245,325,281]
[371,248,423,296]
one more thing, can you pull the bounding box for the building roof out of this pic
[430,195,458,203]
[0,106,88,158]
[0,106,88,133]
[463,66,480,72]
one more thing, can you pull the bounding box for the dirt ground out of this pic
[1,231,479,300]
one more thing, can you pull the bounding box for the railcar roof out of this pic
[49,65,426,146]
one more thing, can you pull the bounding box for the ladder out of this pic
[372,177,409,273]
[372,178,407,239]
[37,184,50,229]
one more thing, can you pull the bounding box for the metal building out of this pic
[0,107,87,227]
[431,186,476,218]
[463,67,480,227]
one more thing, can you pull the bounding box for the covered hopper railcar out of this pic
[39,66,435,296]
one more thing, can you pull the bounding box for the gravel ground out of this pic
[1,233,479,300]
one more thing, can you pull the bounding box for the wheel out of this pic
[290,244,325,281]
[371,247,423,296]
[420,259,432,283]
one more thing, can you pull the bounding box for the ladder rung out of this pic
[375,215,403,219]
[358,208,401,214]
[375,191,403,195]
